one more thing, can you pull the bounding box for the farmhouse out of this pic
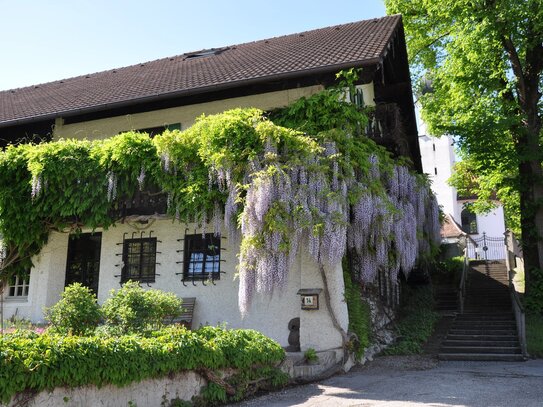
[0,15,438,357]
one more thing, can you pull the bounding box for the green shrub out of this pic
[343,268,371,358]
[527,313,543,358]
[44,283,102,335]
[432,256,463,285]
[101,280,183,334]
[0,326,285,404]
[383,285,440,355]
[304,348,318,363]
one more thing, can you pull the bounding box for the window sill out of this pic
[121,278,156,284]
[183,275,221,282]
[4,297,29,303]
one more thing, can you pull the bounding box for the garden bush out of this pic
[0,326,285,404]
[527,313,543,358]
[101,280,183,334]
[382,285,440,355]
[343,267,371,358]
[44,283,102,335]
[432,256,464,285]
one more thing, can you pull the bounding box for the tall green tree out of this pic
[385,0,543,310]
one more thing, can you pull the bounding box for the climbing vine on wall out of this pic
[0,71,440,315]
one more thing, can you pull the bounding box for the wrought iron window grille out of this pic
[115,231,161,286]
[176,228,225,286]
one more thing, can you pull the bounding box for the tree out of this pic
[385,0,543,311]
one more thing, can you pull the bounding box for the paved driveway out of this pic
[230,356,543,407]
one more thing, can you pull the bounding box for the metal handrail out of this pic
[504,230,528,357]
[458,240,469,314]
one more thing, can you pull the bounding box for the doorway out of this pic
[65,233,102,294]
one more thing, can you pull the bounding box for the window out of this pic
[183,234,221,281]
[353,87,365,108]
[137,123,181,138]
[461,208,478,234]
[7,275,29,298]
[122,238,157,283]
[65,233,101,294]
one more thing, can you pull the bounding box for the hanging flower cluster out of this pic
[153,110,440,315]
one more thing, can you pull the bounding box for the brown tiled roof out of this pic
[441,213,466,239]
[0,15,401,127]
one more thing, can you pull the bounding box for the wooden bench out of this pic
[166,297,196,329]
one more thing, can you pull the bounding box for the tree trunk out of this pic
[507,26,543,309]
[517,80,543,309]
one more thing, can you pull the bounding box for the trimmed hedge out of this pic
[0,326,285,404]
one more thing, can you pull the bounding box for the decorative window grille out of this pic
[183,234,221,281]
[121,237,157,283]
[8,275,29,298]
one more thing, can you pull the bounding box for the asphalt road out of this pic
[230,356,543,407]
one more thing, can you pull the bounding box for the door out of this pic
[65,233,102,294]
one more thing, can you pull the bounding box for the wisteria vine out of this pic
[0,105,440,315]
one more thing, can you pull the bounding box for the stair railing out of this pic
[458,237,469,314]
[504,230,528,357]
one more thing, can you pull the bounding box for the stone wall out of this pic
[5,371,207,407]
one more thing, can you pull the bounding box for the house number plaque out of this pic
[297,288,322,310]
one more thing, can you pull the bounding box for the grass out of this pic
[526,314,543,358]
[382,284,440,355]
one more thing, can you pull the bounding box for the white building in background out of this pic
[417,113,506,258]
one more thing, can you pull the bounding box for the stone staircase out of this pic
[439,260,524,361]
[434,285,458,314]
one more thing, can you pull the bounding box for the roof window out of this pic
[184,47,229,60]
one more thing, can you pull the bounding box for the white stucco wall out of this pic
[418,133,458,218]
[299,250,348,351]
[460,203,506,239]
[2,232,70,322]
[52,83,375,141]
[3,219,346,351]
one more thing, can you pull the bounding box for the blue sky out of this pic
[0,0,386,91]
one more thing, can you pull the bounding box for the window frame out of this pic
[121,237,157,283]
[7,275,30,299]
[183,233,221,282]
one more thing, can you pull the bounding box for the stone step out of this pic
[446,334,517,341]
[440,345,521,354]
[451,326,516,332]
[437,299,457,303]
[291,350,338,380]
[449,329,517,335]
[442,339,519,347]
[456,313,514,320]
[436,295,457,300]
[468,286,509,290]
[464,305,512,310]
[438,353,525,362]
[452,321,516,328]
[453,319,515,324]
